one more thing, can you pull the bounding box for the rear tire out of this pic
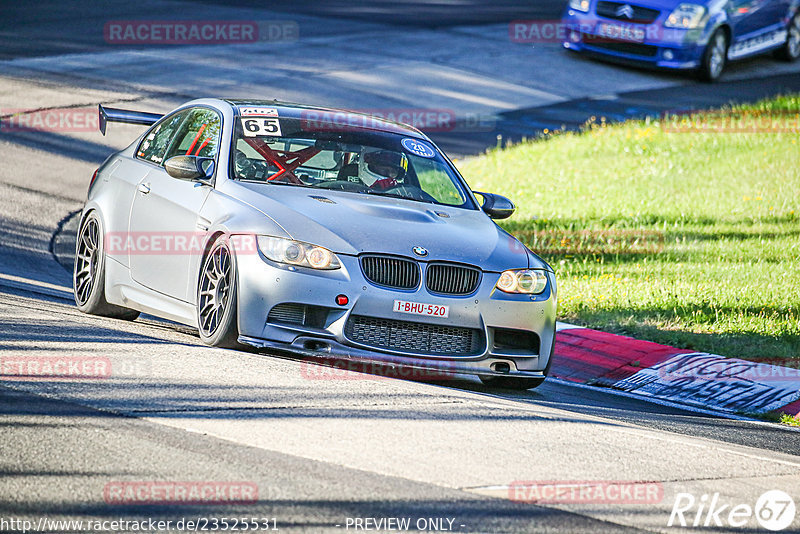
[698,29,728,82]
[73,212,140,320]
[197,236,242,348]
[774,12,800,61]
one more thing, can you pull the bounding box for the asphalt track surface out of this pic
[0,0,567,59]
[1,1,800,532]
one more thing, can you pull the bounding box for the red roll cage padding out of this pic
[185,124,207,155]
[195,139,209,155]
[243,138,321,185]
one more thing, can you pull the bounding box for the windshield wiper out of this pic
[265,180,312,188]
[362,190,436,204]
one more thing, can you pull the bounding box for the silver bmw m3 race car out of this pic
[75,99,557,389]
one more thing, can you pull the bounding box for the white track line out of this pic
[0,273,72,298]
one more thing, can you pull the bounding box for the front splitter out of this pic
[238,335,547,380]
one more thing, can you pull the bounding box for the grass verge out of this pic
[780,413,800,427]
[457,95,800,363]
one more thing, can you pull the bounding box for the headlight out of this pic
[568,0,590,12]
[664,4,706,29]
[495,269,548,294]
[257,236,341,270]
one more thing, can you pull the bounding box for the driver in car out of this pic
[359,149,407,190]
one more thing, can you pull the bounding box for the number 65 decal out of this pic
[241,117,282,137]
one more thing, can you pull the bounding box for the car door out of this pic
[128,106,222,303]
[103,110,188,268]
[729,0,784,54]
[756,0,793,36]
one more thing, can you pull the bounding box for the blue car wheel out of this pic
[699,28,729,82]
[775,11,800,61]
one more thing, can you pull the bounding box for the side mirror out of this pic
[165,155,215,183]
[473,191,515,219]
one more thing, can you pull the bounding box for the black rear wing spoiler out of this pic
[99,104,163,135]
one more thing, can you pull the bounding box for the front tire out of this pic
[197,236,241,348]
[775,12,800,61]
[698,29,728,82]
[73,212,140,320]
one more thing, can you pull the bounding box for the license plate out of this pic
[596,22,646,43]
[393,300,449,318]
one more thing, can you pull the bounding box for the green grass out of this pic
[780,413,800,427]
[457,95,800,363]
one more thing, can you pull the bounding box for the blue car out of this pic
[562,0,800,80]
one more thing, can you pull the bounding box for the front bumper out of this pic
[561,11,708,69]
[235,249,557,376]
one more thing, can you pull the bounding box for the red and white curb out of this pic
[552,323,800,417]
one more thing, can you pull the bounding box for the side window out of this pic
[136,110,188,165]
[163,108,222,162]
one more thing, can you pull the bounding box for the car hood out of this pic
[230,182,546,272]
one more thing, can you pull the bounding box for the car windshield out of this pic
[231,113,472,208]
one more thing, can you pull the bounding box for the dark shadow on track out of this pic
[429,71,800,156]
[0,387,645,533]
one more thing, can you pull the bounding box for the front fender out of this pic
[700,4,731,46]
[192,188,291,304]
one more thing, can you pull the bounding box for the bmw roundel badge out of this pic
[412,246,428,257]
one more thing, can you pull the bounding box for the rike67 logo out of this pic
[668,490,796,531]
